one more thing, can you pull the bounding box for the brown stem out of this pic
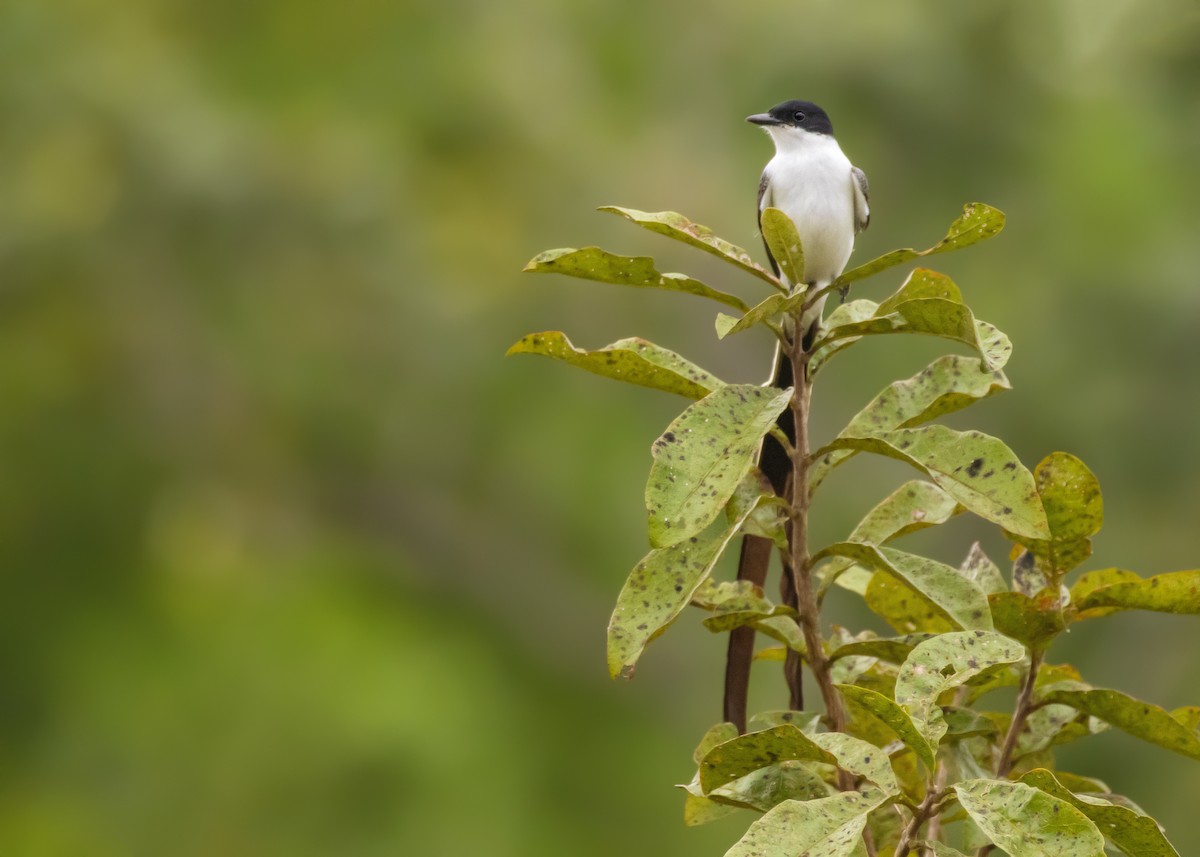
[892,788,940,856]
[975,649,1044,857]
[786,323,848,771]
[996,649,1043,778]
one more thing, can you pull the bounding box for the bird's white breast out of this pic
[762,132,855,287]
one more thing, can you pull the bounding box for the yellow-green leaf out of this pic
[723,792,886,857]
[810,355,1010,493]
[599,206,780,289]
[817,425,1051,541]
[1018,769,1180,857]
[646,384,792,548]
[1039,686,1200,760]
[954,778,1104,857]
[813,269,1012,372]
[506,331,723,399]
[523,246,750,310]
[699,725,836,792]
[815,543,993,632]
[1075,570,1200,616]
[836,683,935,771]
[834,202,1006,287]
[895,631,1026,749]
[760,207,806,285]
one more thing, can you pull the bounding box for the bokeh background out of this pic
[3,0,1199,854]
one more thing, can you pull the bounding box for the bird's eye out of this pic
[793,110,806,122]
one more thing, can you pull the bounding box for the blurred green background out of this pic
[3,0,1199,854]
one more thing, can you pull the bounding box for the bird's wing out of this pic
[851,165,870,233]
[756,171,780,277]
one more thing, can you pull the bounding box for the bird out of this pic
[748,99,870,339]
[723,100,870,731]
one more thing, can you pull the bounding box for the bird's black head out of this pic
[746,100,835,137]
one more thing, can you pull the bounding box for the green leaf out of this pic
[817,425,1051,540]
[523,246,752,311]
[895,631,1026,749]
[724,792,886,857]
[683,792,739,827]
[809,355,1010,493]
[955,778,1104,857]
[691,722,739,763]
[816,543,993,632]
[1032,452,1104,542]
[863,573,957,634]
[1068,568,1140,620]
[989,591,1067,651]
[942,707,1000,740]
[829,633,936,665]
[506,332,723,400]
[959,541,1007,595]
[608,480,768,678]
[813,269,1013,372]
[836,683,935,771]
[810,730,899,795]
[598,206,781,289]
[1039,686,1200,760]
[708,761,834,811]
[760,207,806,284]
[957,780,1105,855]
[834,202,1006,287]
[818,481,961,596]
[699,725,836,792]
[716,290,805,338]
[748,710,822,733]
[646,384,792,548]
[693,580,784,622]
[1009,453,1104,579]
[680,722,744,826]
[1016,704,1091,755]
[1075,570,1200,616]
[807,298,879,375]
[1018,769,1180,856]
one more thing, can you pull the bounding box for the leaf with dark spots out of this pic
[646,384,792,548]
[815,542,992,633]
[810,355,1010,493]
[811,269,1012,373]
[723,791,887,857]
[1039,686,1200,760]
[816,425,1050,540]
[1073,569,1200,619]
[1007,453,1104,579]
[837,684,935,770]
[954,779,1105,856]
[819,481,961,596]
[833,203,1006,287]
[1017,769,1181,857]
[895,632,1026,749]
[716,290,806,339]
[989,591,1066,651]
[523,245,751,310]
[598,206,780,289]
[698,725,836,792]
[507,331,724,400]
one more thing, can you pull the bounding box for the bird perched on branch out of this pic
[723,100,870,730]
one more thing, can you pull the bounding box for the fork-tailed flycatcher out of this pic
[723,100,870,730]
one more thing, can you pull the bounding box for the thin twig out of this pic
[975,649,1044,857]
[892,787,941,856]
[786,322,848,779]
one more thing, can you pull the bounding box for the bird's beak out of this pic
[746,113,780,126]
